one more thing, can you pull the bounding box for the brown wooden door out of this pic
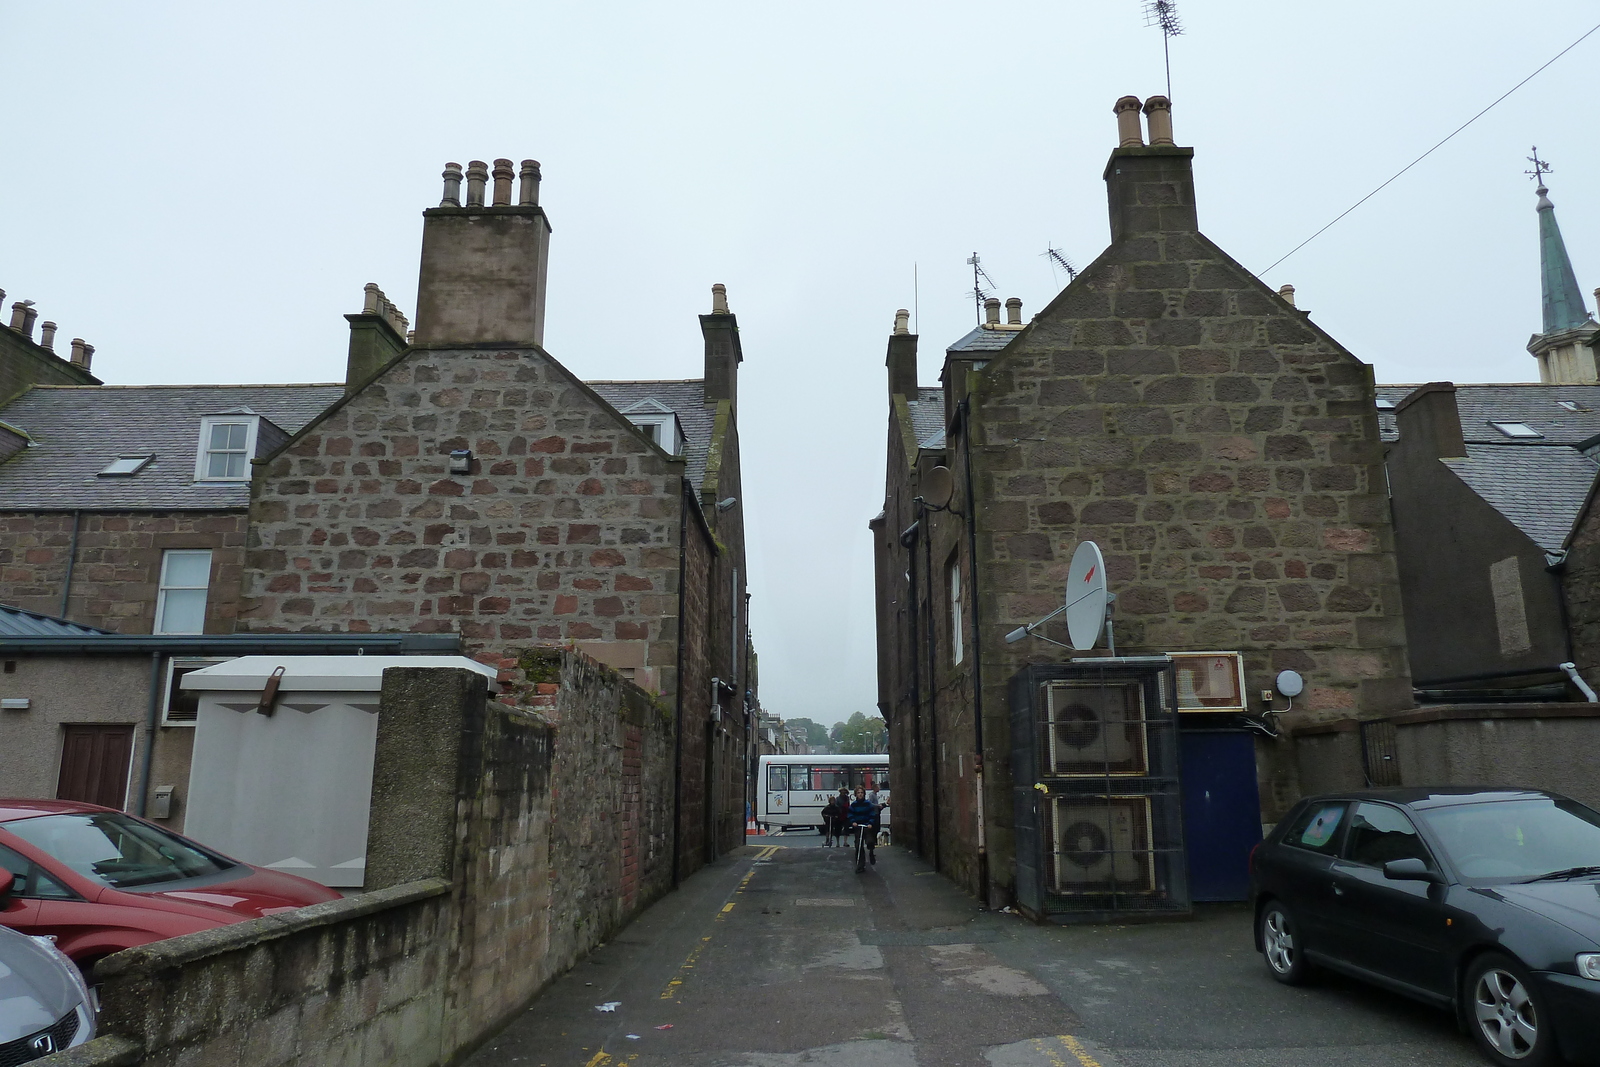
[56,725,135,809]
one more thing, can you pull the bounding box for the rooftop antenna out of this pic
[1043,244,1079,285]
[1526,145,1553,187]
[1143,0,1184,100]
[966,252,998,323]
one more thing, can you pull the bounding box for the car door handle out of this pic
[1332,884,1345,897]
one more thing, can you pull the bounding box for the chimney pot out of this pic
[20,304,38,340]
[710,283,729,315]
[9,302,30,334]
[492,158,515,206]
[893,309,910,336]
[363,282,382,316]
[70,339,87,365]
[1142,95,1174,146]
[984,297,1001,325]
[1005,297,1022,325]
[38,321,57,351]
[440,162,463,207]
[1114,95,1145,147]
[1277,284,1296,308]
[464,161,489,208]
[518,160,541,206]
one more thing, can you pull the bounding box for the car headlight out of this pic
[1578,953,1600,980]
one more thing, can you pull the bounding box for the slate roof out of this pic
[0,604,113,637]
[906,387,947,449]
[947,324,1022,354]
[1441,444,1600,553]
[0,384,345,510]
[1376,383,1600,445]
[587,379,717,489]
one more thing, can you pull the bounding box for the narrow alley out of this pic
[465,838,1485,1067]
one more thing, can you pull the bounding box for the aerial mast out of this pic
[1143,0,1184,100]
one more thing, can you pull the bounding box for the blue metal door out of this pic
[1179,730,1263,901]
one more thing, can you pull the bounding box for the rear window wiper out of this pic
[1520,865,1600,883]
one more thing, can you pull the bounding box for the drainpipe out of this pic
[59,510,82,618]
[135,651,162,815]
[900,520,925,861]
[671,481,690,888]
[957,396,989,905]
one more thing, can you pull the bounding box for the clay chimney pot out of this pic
[1114,96,1145,147]
[440,162,463,207]
[8,302,30,333]
[893,309,910,336]
[1005,297,1022,325]
[518,160,541,206]
[711,283,729,315]
[464,161,489,208]
[1277,284,1296,308]
[1143,95,1174,146]
[363,282,382,316]
[984,297,1001,326]
[491,159,515,206]
[38,321,57,351]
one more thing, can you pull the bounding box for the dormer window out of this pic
[195,414,260,481]
[619,399,682,455]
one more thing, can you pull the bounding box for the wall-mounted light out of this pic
[449,449,473,475]
[716,497,738,512]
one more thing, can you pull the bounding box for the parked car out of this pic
[0,799,341,973]
[0,921,95,1061]
[1251,787,1600,1067]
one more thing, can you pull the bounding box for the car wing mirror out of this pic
[0,870,14,901]
[1383,858,1442,883]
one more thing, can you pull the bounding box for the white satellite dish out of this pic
[1064,541,1109,651]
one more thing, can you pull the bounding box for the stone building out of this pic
[872,98,1412,907]
[237,159,752,874]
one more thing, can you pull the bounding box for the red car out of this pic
[0,799,340,971]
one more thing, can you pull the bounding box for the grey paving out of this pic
[463,839,1485,1067]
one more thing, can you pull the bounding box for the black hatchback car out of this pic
[1250,788,1600,1066]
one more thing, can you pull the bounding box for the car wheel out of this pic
[1259,901,1311,985]
[1466,953,1556,1066]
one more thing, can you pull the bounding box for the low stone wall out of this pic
[1290,704,1600,809]
[46,654,681,1067]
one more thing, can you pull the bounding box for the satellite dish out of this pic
[922,466,954,509]
[1064,541,1109,651]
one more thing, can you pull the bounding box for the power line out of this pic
[1263,20,1600,274]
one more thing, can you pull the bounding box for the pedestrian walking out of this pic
[820,795,843,846]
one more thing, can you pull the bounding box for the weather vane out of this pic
[1526,146,1553,187]
[1143,0,1184,99]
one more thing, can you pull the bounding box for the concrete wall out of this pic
[57,656,681,1067]
[0,511,247,633]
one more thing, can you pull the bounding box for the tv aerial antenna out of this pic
[1042,245,1079,285]
[966,252,998,323]
[1143,0,1184,100]
[1005,541,1117,655]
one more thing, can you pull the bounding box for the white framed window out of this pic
[154,550,213,634]
[1489,422,1542,439]
[619,399,682,455]
[195,415,260,481]
[162,657,230,725]
[948,556,964,666]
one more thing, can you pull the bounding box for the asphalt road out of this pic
[463,833,1487,1067]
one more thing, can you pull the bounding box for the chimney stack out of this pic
[346,283,410,391]
[1143,95,1174,146]
[38,322,57,351]
[701,284,742,409]
[886,309,918,399]
[984,297,1001,326]
[1104,94,1197,243]
[1394,382,1466,459]
[1005,297,1022,325]
[414,155,554,347]
[1114,96,1144,147]
[69,339,93,371]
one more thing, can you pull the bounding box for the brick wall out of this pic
[0,511,246,632]
[238,344,686,704]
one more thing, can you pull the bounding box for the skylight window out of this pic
[1557,401,1589,413]
[99,454,154,476]
[1375,399,1397,411]
[1490,422,1543,439]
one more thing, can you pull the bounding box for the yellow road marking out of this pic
[584,1052,609,1067]
[1030,1036,1102,1067]
[658,850,771,1000]
[1061,1035,1103,1067]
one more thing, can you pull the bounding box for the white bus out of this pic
[756,753,890,834]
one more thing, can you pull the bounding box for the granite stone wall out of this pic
[0,511,246,632]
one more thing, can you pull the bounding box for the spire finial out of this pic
[1527,146,1554,203]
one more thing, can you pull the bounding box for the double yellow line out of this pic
[659,846,777,1001]
[1032,1035,1105,1067]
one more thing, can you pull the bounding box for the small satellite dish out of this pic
[1275,670,1304,698]
[922,466,954,510]
[1064,541,1109,651]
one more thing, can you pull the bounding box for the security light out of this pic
[449,449,473,474]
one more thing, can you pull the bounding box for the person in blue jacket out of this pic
[847,786,880,869]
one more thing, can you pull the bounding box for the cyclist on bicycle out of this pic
[847,786,880,870]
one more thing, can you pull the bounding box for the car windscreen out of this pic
[7,812,235,889]
[1418,797,1600,884]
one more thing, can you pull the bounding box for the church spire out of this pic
[1526,149,1599,384]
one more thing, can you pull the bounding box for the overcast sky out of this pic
[5,2,1599,727]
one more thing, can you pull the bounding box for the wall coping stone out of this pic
[35,1035,143,1066]
[1386,702,1600,725]
[93,877,450,980]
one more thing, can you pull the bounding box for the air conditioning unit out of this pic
[1050,795,1155,893]
[1043,680,1149,776]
